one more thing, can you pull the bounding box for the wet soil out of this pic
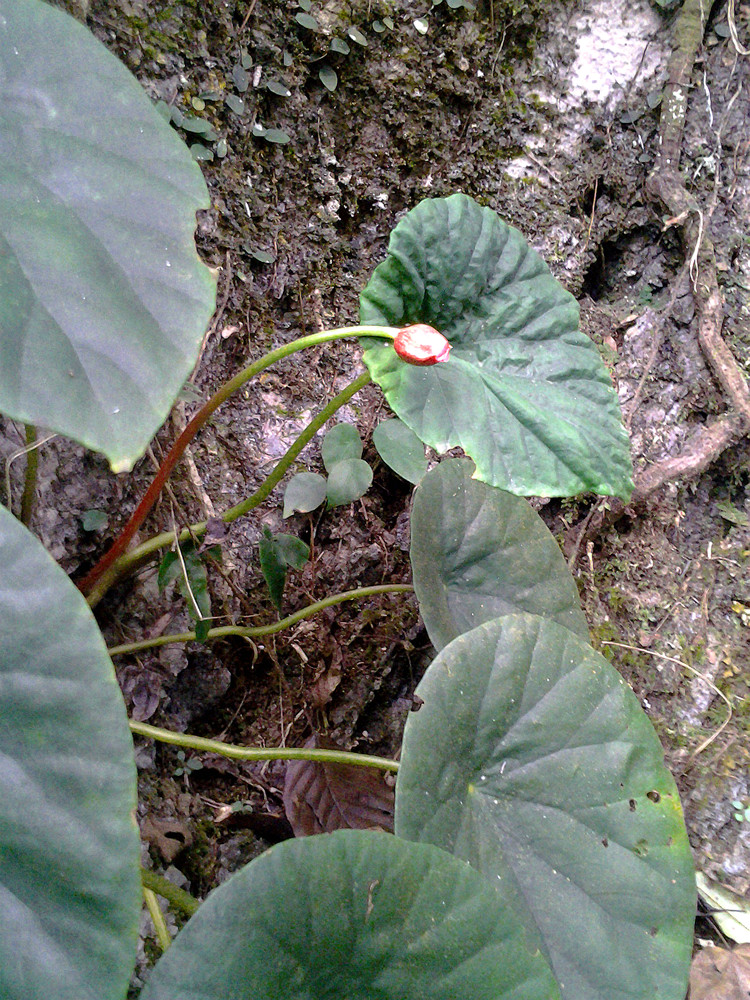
[3,0,749,979]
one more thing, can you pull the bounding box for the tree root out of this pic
[567,0,749,558]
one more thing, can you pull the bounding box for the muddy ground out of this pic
[3,0,749,980]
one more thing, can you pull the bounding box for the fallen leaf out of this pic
[690,944,750,1000]
[283,735,394,836]
[697,872,750,944]
[141,816,193,863]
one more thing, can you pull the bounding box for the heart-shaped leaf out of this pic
[326,458,373,507]
[283,471,327,516]
[322,422,362,471]
[360,194,633,499]
[372,417,428,484]
[0,0,216,471]
[395,613,696,1000]
[140,829,561,1000]
[410,458,589,648]
[0,504,141,1000]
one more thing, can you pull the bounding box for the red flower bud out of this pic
[393,324,451,366]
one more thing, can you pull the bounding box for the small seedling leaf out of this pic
[322,423,362,471]
[372,417,427,485]
[190,143,213,162]
[259,527,287,610]
[295,11,319,30]
[326,458,373,508]
[414,17,429,33]
[225,94,246,115]
[215,138,228,158]
[318,65,338,92]
[263,128,291,144]
[330,37,350,54]
[283,472,327,516]
[283,50,294,66]
[373,20,386,32]
[232,64,249,92]
[266,80,292,97]
[347,25,368,45]
[81,509,108,532]
[249,249,277,264]
[382,16,394,28]
[646,89,663,109]
[298,0,312,9]
[274,533,310,570]
[180,114,214,136]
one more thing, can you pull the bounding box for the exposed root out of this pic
[569,0,749,558]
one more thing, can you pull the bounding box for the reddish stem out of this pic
[76,400,213,594]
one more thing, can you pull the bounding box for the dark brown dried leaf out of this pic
[283,735,394,836]
[690,944,750,1000]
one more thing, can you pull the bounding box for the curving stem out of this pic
[77,325,398,596]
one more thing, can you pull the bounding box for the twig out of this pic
[601,640,733,761]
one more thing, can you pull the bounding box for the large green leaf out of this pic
[360,194,633,499]
[396,614,695,1000]
[0,504,141,1000]
[140,829,561,1000]
[0,0,216,472]
[410,458,589,649]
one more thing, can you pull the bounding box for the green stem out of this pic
[20,424,38,526]
[78,326,397,598]
[143,887,172,951]
[141,868,200,917]
[88,371,372,607]
[108,584,413,656]
[85,370,375,607]
[130,720,400,773]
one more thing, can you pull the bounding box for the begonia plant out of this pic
[0,4,695,1000]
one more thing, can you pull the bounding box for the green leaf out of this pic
[395,613,696,1000]
[0,504,141,1000]
[330,37,351,54]
[274,533,310,569]
[259,527,287,610]
[139,830,561,1000]
[266,80,292,97]
[0,0,216,472]
[259,530,310,608]
[283,471,327,516]
[348,26,368,45]
[410,458,589,648]
[359,194,633,500]
[295,11,319,29]
[322,422,362,471]
[157,543,212,627]
[225,93,246,114]
[372,417,427,484]
[264,128,292,144]
[81,508,108,531]
[318,64,338,92]
[232,63,249,91]
[326,458,373,508]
